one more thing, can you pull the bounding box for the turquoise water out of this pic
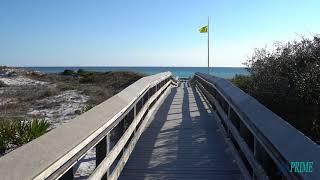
[25,67,249,79]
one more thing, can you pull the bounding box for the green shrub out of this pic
[75,69,97,83]
[17,87,58,102]
[0,119,50,154]
[243,35,320,143]
[230,75,252,92]
[83,104,94,112]
[61,69,76,76]
[0,136,6,154]
[79,73,96,83]
[77,69,86,75]
[245,36,320,105]
[0,120,15,154]
[27,119,50,140]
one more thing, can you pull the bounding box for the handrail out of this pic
[192,72,319,180]
[0,72,176,180]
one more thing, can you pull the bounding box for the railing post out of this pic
[226,106,231,137]
[96,137,106,165]
[155,85,159,101]
[115,119,125,159]
[60,167,73,180]
[96,136,107,180]
[106,134,111,178]
[147,90,150,111]
[93,134,111,180]
[254,138,270,177]
[240,121,254,150]
[134,106,137,133]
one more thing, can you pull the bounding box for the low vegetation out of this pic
[1,70,145,118]
[0,68,145,154]
[57,69,145,104]
[231,36,320,143]
[230,74,252,92]
[0,119,49,154]
[82,104,94,113]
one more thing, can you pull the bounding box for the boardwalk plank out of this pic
[119,83,243,180]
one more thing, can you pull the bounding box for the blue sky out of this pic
[0,0,319,67]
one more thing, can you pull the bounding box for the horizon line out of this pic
[6,65,247,68]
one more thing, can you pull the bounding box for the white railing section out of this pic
[0,72,177,180]
[192,72,319,180]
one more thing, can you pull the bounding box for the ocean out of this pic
[24,67,249,79]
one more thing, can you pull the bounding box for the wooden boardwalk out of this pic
[119,83,242,180]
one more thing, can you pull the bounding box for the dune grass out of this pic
[0,69,145,154]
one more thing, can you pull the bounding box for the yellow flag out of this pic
[199,25,208,33]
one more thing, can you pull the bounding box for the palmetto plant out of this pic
[0,119,50,155]
[83,104,94,112]
[27,119,50,141]
[0,120,14,154]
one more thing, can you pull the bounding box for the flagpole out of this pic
[207,16,210,74]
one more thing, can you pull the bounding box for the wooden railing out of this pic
[192,73,319,180]
[0,72,176,180]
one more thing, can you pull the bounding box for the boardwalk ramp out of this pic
[120,82,242,179]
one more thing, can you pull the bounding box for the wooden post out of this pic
[147,90,150,111]
[106,134,111,179]
[96,136,107,180]
[240,122,254,151]
[115,120,124,159]
[134,106,137,133]
[254,138,270,177]
[155,85,159,100]
[227,106,231,137]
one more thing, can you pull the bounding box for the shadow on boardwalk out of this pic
[120,83,242,180]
